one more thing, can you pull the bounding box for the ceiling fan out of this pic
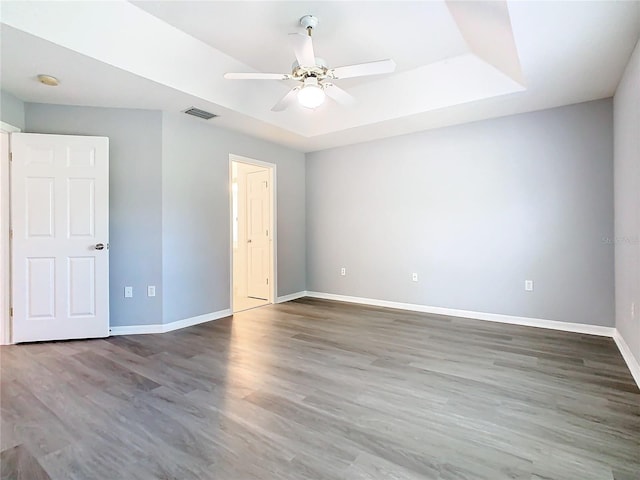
[224,15,396,112]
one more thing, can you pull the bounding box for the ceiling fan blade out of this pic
[271,87,300,112]
[224,72,290,80]
[289,33,316,67]
[330,59,396,79]
[324,83,356,106]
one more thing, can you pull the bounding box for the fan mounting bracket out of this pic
[299,15,319,31]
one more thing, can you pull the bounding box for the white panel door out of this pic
[11,133,109,342]
[246,170,270,300]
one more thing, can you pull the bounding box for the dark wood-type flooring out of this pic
[1,298,639,479]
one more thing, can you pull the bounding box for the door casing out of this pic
[0,122,20,345]
[229,154,276,313]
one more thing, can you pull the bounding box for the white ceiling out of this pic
[1,1,638,152]
[132,1,470,80]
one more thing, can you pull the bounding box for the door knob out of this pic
[95,243,105,250]
[247,239,252,243]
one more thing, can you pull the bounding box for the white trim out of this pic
[276,291,307,303]
[229,154,278,172]
[0,122,21,133]
[613,329,640,388]
[229,154,277,313]
[107,291,639,389]
[109,324,163,336]
[305,291,615,337]
[305,291,639,385]
[109,308,231,336]
[0,124,20,345]
[163,309,231,333]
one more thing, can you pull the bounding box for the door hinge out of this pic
[9,152,12,162]
[9,229,13,239]
[9,307,13,317]
[266,229,268,237]
[266,278,269,285]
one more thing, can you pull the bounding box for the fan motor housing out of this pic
[292,57,328,80]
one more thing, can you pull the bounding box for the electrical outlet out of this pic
[124,286,133,298]
[147,286,156,297]
[412,273,418,282]
[340,267,346,276]
[524,280,534,292]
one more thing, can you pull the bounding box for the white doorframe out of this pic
[229,154,277,313]
[0,121,21,345]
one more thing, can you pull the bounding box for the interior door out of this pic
[11,133,109,342]
[246,170,270,300]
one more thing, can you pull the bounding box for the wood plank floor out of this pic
[1,297,638,480]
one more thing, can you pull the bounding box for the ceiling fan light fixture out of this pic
[297,78,325,109]
[224,14,394,112]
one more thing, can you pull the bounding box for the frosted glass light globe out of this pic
[298,84,325,109]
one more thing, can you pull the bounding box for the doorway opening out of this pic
[230,156,276,313]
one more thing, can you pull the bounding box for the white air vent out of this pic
[183,107,217,120]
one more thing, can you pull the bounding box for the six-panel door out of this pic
[11,133,109,342]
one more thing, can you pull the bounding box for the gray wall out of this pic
[614,40,640,362]
[25,104,164,327]
[306,99,614,327]
[23,105,306,327]
[161,112,306,323]
[18,97,620,331]
[1,90,25,130]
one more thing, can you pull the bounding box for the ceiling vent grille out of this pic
[183,107,218,120]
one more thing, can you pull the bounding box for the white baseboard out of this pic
[109,308,231,336]
[106,291,639,390]
[109,323,163,336]
[305,291,615,337]
[305,291,640,388]
[276,291,307,303]
[613,330,640,388]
